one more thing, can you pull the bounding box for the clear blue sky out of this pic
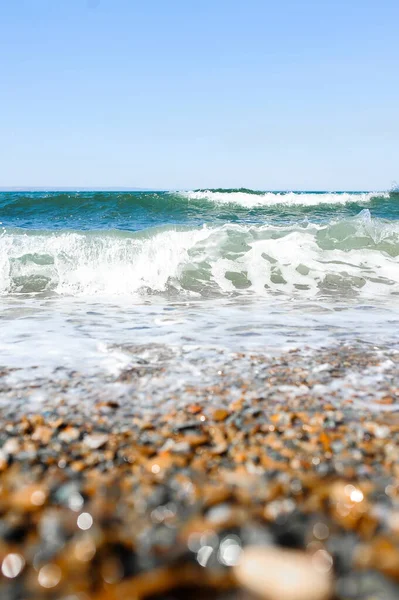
[1,0,398,190]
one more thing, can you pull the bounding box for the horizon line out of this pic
[0,186,386,193]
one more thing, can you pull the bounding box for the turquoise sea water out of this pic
[0,189,398,382]
[1,189,398,231]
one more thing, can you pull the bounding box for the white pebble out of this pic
[234,546,333,600]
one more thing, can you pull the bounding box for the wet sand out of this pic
[0,342,399,599]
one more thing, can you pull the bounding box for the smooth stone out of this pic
[83,433,109,449]
[234,546,333,600]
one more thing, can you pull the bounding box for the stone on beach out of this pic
[83,433,109,449]
[234,546,333,600]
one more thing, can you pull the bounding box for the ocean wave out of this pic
[1,190,397,235]
[1,211,398,299]
[179,189,390,207]
[0,189,393,218]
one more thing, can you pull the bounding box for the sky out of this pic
[0,0,398,190]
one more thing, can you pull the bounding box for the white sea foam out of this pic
[0,227,210,296]
[0,212,398,300]
[180,190,389,208]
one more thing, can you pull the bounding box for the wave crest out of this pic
[179,189,390,208]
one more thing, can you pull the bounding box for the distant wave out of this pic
[0,189,392,217]
[1,210,398,299]
[179,189,390,207]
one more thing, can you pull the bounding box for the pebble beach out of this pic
[1,341,399,600]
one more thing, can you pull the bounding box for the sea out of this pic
[0,189,398,400]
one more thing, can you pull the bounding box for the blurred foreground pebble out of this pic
[234,546,333,600]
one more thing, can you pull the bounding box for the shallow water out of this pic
[0,189,398,386]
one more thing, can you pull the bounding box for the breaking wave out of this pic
[0,190,396,234]
[180,189,390,207]
[1,210,398,300]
